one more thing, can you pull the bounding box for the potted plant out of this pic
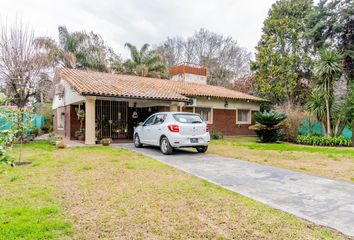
[75,108,85,141]
[74,129,85,141]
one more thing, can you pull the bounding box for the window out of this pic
[57,108,65,130]
[237,109,251,124]
[153,114,166,125]
[195,107,212,123]
[173,114,203,123]
[143,115,155,126]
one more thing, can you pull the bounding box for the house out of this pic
[52,64,266,144]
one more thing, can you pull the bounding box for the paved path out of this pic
[115,144,354,237]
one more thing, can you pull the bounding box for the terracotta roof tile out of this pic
[56,68,266,102]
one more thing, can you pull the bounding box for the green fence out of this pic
[0,109,44,131]
[299,120,352,138]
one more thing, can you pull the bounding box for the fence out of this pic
[0,109,44,131]
[299,120,352,138]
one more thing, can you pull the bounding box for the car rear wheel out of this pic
[134,134,143,148]
[160,137,173,155]
[196,146,208,153]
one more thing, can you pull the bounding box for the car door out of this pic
[149,114,167,146]
[140,115,155,144]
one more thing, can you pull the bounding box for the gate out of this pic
[95,100,128,139]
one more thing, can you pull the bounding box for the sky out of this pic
[0,0,278,58]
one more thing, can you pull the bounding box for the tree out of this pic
[156,28,251,87]
[313,49,343,137]
[344,84,354,145]
[305,0,354,83]
[124,43,168,78]
[37,26,123,73]
[305,89,327,134]
[251,0,313,104]
[0,20,51,135]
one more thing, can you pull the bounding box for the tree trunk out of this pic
[325,96,331,137]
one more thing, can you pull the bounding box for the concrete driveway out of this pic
[116,144,354,237]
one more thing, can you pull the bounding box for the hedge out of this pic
[295,135,352,147]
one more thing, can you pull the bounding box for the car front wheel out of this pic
[160,137,173,155]
[196,146,208,153]
[134,134,143,148]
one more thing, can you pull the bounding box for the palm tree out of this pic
[124,43,167,78]
[313,49,343,137]
[305,89,327,135]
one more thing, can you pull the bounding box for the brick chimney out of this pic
[170,63,208,85]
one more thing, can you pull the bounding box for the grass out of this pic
[209,137,354,182]
[0,141,349,239]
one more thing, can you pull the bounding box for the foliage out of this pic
[275,103,306,142]
[156,28,251,87]
[250,111,287,143]
[305,0,354,82]
[37,26,123,73]
[0,130,16,164]
[210,130,223,140]
[124,43,168,78]
[251,0,313,104]
[296,135,352,147]
[252,111,287,127]
[313,49,343,137]
[34,102,52,133]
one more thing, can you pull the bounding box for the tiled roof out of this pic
[56,68,266,102]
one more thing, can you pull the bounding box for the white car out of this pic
[133,112,210,154]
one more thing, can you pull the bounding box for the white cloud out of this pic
[0,0,277,58]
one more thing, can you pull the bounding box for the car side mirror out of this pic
[138,122,144,126]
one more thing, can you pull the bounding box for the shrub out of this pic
[250,111,287,143]
[210,130,223,140]
[0,130,16,165]
[296,135,352,147]
[275,103,307,142]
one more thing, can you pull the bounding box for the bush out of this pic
[210,130,223,140]
[275,103,307,142]
[250,111,287,143]
[296,135,352,147]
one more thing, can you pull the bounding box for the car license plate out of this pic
[190,138,199,143]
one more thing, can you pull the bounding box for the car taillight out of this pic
[168,124,179,132]
[206,125,209,132]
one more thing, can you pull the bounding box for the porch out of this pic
[83,97,184,144]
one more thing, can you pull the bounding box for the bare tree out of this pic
[156,28,252,87]
[0,19,51,132]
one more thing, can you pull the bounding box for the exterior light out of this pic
[224,100,228,108]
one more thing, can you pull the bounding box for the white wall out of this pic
[192,96,260,111]
[52,78,85,109]
[171,73,207,85]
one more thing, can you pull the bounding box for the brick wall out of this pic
[182,107,256,136]
[53,105,82,140]
[209,109,256,136]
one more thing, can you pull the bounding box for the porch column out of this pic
[85,97,96,145]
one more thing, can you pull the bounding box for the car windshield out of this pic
[173,114,203,123]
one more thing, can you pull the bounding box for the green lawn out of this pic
[209,137,354,182]
[0,141,349,239]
